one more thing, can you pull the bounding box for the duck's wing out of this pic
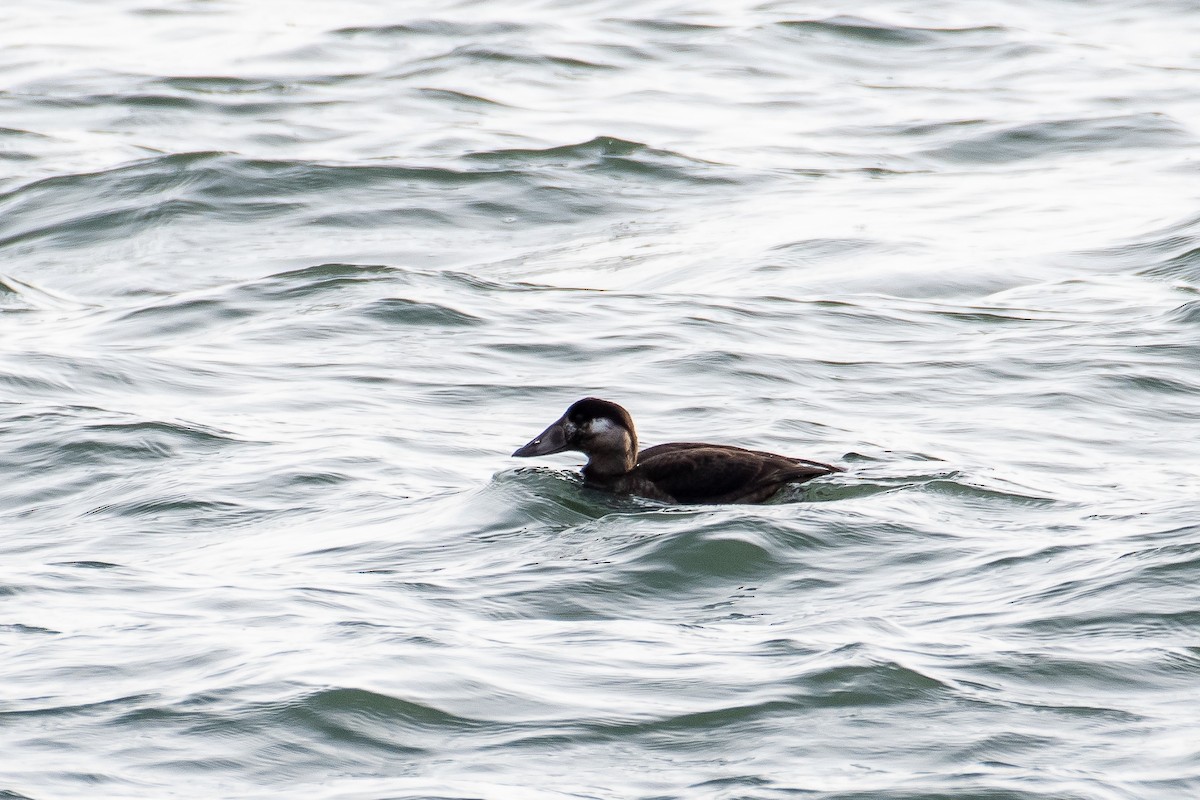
[635,443,839,504]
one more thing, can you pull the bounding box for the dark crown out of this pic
[567,397,633,430]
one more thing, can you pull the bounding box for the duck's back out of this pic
[625,442,840,504]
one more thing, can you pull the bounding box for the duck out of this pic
[512,397,842,504]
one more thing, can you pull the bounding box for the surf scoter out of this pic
[512,398,842,504]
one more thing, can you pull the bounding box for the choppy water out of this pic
[3,2,1200,798]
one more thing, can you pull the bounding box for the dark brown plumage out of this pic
[512,398,842,504]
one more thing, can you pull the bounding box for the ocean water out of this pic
[3,1,1200,798]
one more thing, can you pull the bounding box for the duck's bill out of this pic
[512,417,570,457]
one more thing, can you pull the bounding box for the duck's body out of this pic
[512,398,841,504]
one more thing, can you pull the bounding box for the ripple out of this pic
[3,407,240,465]
[778,15,970,46]
[361,297,482,327]
[266,687,460,753]
[463,135,743,186]
[332,20,530,39]
[616,522,792,585]
[0,147,669,258]
[240,262,400,299]
[923,113,1191,164]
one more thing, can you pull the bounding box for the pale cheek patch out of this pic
[586,417,630,450]
[587,418,619,436]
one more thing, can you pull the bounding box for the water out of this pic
[3,1,1200,798]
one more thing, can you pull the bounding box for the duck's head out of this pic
[512,398,638,472]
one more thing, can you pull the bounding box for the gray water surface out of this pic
[3,2,1200,798]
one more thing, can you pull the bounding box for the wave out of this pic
[921,113,1191,164]
[0,137,747,258]
[777,15,1008,46]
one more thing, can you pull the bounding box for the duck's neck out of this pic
[581,428,637,482]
